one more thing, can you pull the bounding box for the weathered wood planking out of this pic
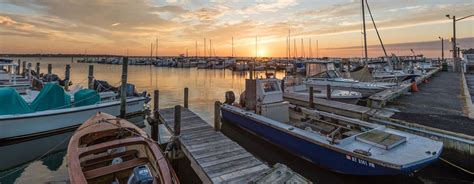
[158,107,270,183]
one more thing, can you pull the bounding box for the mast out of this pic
[232,37,234,58]
[195,40,198,58]
[309,38,312,59]
[316,40,319,58]
[294,38,297,58]
[362,0,368,61]
[150,42,153,60]
[301,38,305,58]
[155,38,158,58]
[209,39,212,57]
[204,38,206,58]
[288,29,291,59]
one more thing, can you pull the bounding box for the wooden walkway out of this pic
[158,107,270,183]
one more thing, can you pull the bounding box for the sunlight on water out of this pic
[0,57,285,183]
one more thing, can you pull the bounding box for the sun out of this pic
[258,49,266,57]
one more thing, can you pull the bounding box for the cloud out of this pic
[239,0,298,14]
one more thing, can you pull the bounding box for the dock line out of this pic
[440,157,474,175]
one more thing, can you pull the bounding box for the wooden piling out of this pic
[27,63,32,79]
[35,62,40,78]
[17,60,21,75]
[326,84,331,99]
[214,101,221,131]
[120,57,128,118]
[88,65,94,89]
[22,61,26,77]
[309,86,314,108]
[64,64,71,91]
[151,90,159,142]
[174,105,181,136]
[281,79,285,92]
[47,64,52,82]
[184,87,189,108]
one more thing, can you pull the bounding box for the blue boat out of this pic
[221,78,442,176]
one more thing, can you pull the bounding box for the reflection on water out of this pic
[0,57,285,183]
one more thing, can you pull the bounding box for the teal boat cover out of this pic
[0,87,34,115]
[74,89,100,107]
[31,83,71,111]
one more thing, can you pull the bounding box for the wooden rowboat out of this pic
[67,112,179,184]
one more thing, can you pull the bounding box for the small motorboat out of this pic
[67,112,179,184]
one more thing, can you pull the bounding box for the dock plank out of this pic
[158,107,271,183]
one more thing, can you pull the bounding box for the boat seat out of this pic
[82,149,139,168]
[83,158,148,180]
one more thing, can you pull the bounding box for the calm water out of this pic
[1,57,471,183]
[0,57,286,184]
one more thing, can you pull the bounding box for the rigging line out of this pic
[365,0,388,57]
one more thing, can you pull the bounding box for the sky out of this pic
[0,0,473,58]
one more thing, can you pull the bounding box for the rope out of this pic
[439,157,474,175]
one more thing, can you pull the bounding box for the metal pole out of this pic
[88,65,94,89]
[309,86,314,108]
[453,16,456,59]
[22,61,26,77]
[17,59,21,75]
[214,101,221,131]
[441,38,444,61]
[120,57,128,118]
[184,87,189,108]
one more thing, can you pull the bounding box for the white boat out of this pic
[284,84,362,101]
[303,60,396,96]
[0,62,30,94]
[0,84,147,142]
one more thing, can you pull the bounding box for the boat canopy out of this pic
[31,83,71,111]
[0,87,34,115]
[74,89,100,107]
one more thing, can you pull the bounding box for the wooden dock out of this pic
[367,67,440,108]
[158,106,309,183]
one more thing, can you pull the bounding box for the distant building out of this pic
[463,48,474,73]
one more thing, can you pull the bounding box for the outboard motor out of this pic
[224,91,235,105]
[127,165,154,184]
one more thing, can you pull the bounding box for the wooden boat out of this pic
[67,112,178,184]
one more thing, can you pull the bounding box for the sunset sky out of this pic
[0,0,473,57]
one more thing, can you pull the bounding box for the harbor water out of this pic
[0,57,472,184]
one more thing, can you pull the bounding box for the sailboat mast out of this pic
[195,40,198,58]
[294,38,297,58]
[232,37,234,58]
[309,38,312,59]
[362,0,368,62]
[204,38,206,58]
[155,38,158,58]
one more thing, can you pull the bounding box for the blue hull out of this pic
[221,108,438,176]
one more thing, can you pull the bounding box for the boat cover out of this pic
[0,87,33,115]
[74,89,100,107]
[31,83,71,111]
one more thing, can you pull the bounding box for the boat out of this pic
[0,83,148,142]
[303,60,396,97]
[67,112,178,184]
[284,84,362,104]
[0,62,30,94]
[220,77,443,175]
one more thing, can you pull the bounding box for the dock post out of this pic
[35,62,40,78]
[326,84,331,99]
[65,64,71,91]
[214,101,221,131]
[17,60,21,75]
[88,65,94,89]
[47,64,52,82]
[22,61,26,77]
[120,57,128,118]
[27,63,31,79]
[281,79,285,92]
[309,86,314,108]
[151,90,159,142]
[184,87,189,108]
[174,105,181,136]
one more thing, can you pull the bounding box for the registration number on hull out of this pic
[346,155,375,168]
